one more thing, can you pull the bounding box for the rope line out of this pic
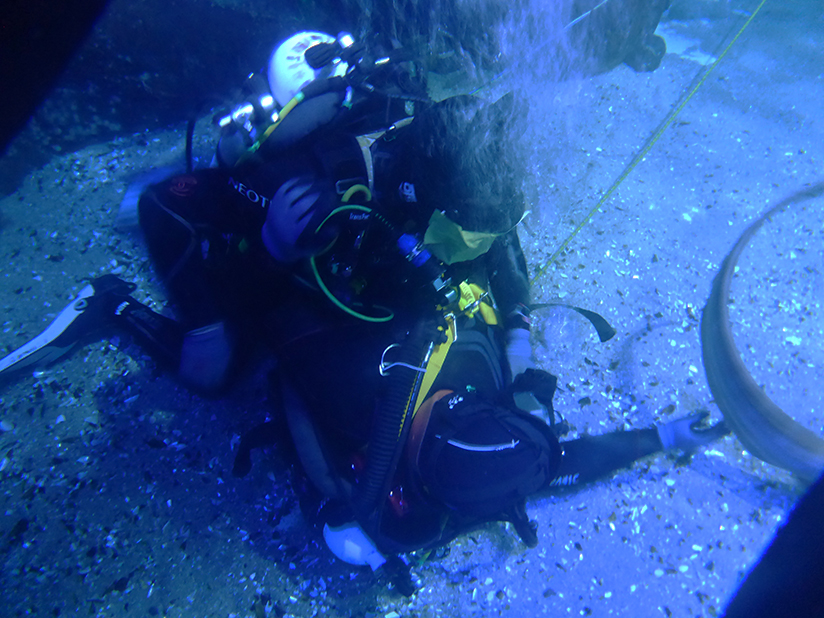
[531,0,769,285]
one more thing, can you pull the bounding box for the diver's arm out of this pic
[546,413,729,490]
[487,229,536,402]
[486,229,531,324]
[546,428,663,490]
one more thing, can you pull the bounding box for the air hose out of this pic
[310,205,393,323]
[355,320,435,528]
[310,190,450,322]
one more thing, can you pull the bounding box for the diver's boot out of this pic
[178,322,232,393]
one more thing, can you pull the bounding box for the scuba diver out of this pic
[0,31,532,395]
[0,263,729,598]
[130,30,537,399]
[230,278,728,595]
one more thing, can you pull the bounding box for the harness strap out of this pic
[456,281,498,325]
[412,317,456,412]
[356,135,376,192]
[412,282,498,412]
[356,116,414,193]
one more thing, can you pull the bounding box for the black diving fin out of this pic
[0,275,136,377]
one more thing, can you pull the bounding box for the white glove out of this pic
[323,522,386,570]
[506,329,544,419]
[657,411,730,452]
[506,328,533,377]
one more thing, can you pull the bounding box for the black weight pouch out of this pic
[415,390,562,542]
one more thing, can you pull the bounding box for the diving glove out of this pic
[505,327,533,378]
[323,521,386,570]
[506,328,544,419]
[323,522,417,597]
[261,176,337,263]
[657,411,730,453]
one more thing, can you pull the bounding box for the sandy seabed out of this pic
[1,2,822,617]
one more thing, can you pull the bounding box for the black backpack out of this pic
[414,389,562,545]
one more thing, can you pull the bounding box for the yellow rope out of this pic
[531,0,769,285]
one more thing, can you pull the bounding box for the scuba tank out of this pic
[214,31,430,169]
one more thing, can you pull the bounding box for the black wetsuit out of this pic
[137,119,532,348]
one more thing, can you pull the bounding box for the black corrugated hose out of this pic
[355,319,435,529]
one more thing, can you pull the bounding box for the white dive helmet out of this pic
[268,31,349,107]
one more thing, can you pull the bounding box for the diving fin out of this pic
[0,275,136,377]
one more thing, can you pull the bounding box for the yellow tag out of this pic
[423,210,500,264]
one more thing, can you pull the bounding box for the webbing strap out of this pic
[412,282,499,412]
[413,316,456,413]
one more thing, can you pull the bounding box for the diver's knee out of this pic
[178,321,233,393]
